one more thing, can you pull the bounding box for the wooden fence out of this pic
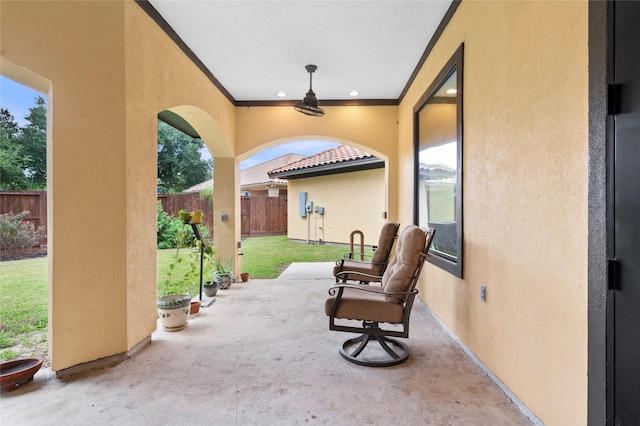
[0,191,48,247]
[158,193,214,232]
[1,191,287,251]
[241,196,288,238]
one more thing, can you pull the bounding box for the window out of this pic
[414,44,463,278]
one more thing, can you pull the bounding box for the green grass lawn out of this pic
[1,236,369,364]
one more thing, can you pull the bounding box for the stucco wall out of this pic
[1,0,591,422]
[286,168,386,245]
[398,2,588,424]
[235,106,398,221]
[1,0,236,370]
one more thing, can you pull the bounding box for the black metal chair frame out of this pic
[327,227,434,367]
[334,223,400,284]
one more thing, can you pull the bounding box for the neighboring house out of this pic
[268,145,385,246]
[183,153,306,197]
[240,153,305,197]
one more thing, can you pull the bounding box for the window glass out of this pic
[414,45,463,277]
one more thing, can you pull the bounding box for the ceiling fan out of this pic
[294,64,325,117]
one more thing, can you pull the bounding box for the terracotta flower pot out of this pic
[240,272,249,282]
[190,301,201,314]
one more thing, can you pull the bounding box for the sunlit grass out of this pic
[0,257,48,342]
[0,236,370,362]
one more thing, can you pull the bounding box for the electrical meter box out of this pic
[299,192,308,217]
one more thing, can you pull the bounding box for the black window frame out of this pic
[413,43,464,278]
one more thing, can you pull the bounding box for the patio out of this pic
[2,263,533,425]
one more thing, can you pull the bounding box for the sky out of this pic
[1,75,338,167]
[0,76,45,126]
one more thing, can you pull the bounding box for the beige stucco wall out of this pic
[286,168,386,245]
[1,0,591,423]
[0,1,237,370]
[398,2,588,424]
[235,106,398,221]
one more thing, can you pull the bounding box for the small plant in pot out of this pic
[157,294,191,331]
[203,281,219,297]
[157,229,212,329]
[178,209,192,224]
[190,209,203,224]
[157,242,191,331]
[214,258,233,289]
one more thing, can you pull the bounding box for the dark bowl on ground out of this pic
[1,358,44,391]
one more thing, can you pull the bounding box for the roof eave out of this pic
[268,157,384,180]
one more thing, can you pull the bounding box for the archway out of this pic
[157,106,240,285]
[0,71,51,366]
[238,136,391,248]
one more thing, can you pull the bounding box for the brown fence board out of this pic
[241,196,287,238]
[0,191,47,247]
[1,191,288,251]
[158,193,214,231]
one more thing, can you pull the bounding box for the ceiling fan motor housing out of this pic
[294,64,325,117]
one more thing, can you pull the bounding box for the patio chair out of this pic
[325,225,435,367]
[333,221,400,283]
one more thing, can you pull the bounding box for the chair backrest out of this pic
[370,222,400,267]
[382,226,435,304]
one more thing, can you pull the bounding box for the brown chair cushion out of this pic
[382,225,426,304]
[325,285,405,323]
[333,259,379,281]
[370,222,399,266]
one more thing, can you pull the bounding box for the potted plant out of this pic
[214,258,233,289]
[191,209,203,224]
[157,294,191,331]
[178,209,192,224]
[157,229,213,329]
[203,281,219,297]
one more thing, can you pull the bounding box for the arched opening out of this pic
[0,69,52,367]
[154,106,238,305]
[238,136,390,250]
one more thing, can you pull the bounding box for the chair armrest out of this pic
[328,283,418,298]
[335,259,386,267]
[342,252,374,260]
[335,270,383,281]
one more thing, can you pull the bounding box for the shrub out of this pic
[156,202,210,249]
[0,211,46,259]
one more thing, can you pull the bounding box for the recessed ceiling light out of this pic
[446,89,457,95]
[276,91,287,97]
[349,90,360,97]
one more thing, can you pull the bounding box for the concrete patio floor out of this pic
[1,263,535,425]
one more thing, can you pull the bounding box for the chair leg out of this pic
[339,326,410,367]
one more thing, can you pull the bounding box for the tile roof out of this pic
[241,153,306,187]
[182,179,212,193]
[181,153,307,193]
[268,145,376,175]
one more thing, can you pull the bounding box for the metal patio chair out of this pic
[325,225,435,367]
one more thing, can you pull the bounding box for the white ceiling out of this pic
[147,0,454,102]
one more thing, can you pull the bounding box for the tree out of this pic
[0,95,47,190]
[0,108,29,189]
[157,120,212,193]
[19,96,47,189]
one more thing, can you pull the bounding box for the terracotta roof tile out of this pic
[182,153,307,193]
[268,145,375,174]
